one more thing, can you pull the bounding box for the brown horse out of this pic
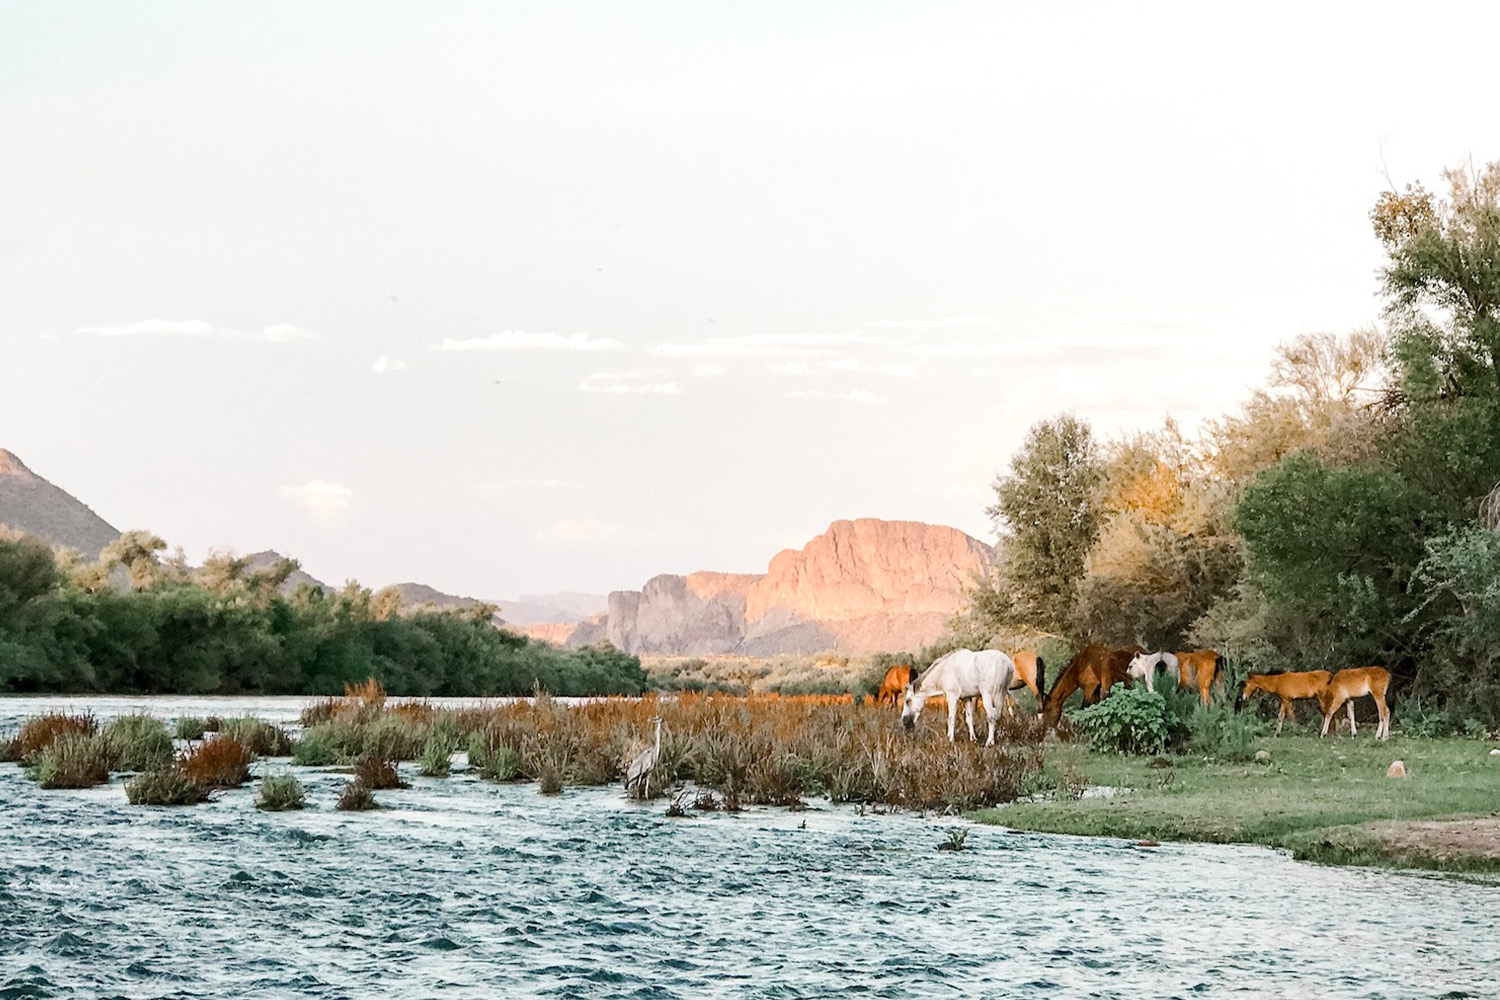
[876,665,916,706]
[1041,644,1142,727]
[1008,649,1047,702]
[1174,650,1224,708]
[1318,667,1392,740]
[1237,670,1331,735]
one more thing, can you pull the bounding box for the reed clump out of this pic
[125,765,210,805]
[174,716,207,742]
[219,717,293,757]
[29,732,113,789]
[178,735,254,788]
[104,713,174,772]
[256,773,307,811]
[7,712,97,764]
[353,755,406,790]
[337,780,378,811]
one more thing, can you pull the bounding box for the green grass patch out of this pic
[974,734,1500,872]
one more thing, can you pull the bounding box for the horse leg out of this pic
[946,698,959,743]
[1377,693,1390,740]
[1345,698,1357,737]
[979,691,996,746]
[1275,699,1287,735]
[964,699,977,742]
[1199,671,1212,709]
[1320,695,1344,737]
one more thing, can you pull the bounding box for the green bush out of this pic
[1183,703,1269,761]
[418,734,453,777]
[104,713,174,771]
[219,717,293,757]
[1072,686,1185,756]
[353,755,406,790]
[29,733,113,788]
[125,766,209,805]
[256,773,306,811]
[174,716,207,741]
[337,780,377,811]
[292,726,341,766]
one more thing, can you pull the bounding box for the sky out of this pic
[3,1,1498,600]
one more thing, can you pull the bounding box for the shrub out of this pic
[125,766,209,805]
[256,774,306,811]
[293,726,340,766]
[360,715,424,761]
[10,713,97,763]
[219,717,293,757]
[1072,687,1185,756]
[203,716,223,733]
[104,713,174,772]
[418,735,453,777]
[174,716,207,741]
[353,755,406,790]
[300,698,340,728]
[337,780,378,811]
[178,736,254,788]
[1183,704,1269,761]
[29,733,112,789]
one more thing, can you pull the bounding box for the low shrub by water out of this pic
[29,732,112,789]
[256,773,306,811]
[219,717,293,757]
[337,780,378,811]
[418,734,453,777]
[104,713,174,772]
[174,716,207,741]
[353,755,406,790]
[179,735,254,788]
[8,713,97,763]
[1072,687,1186,756]
[125,766,209,805]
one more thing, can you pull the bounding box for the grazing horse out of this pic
[1318,667,1392,740]
[876,664,916,706]
[1041,645,1143,728]
[1237,670,1331,735]
[1127,650,1225,707]
[1008,649,1047,702]
[900,649,1017,745]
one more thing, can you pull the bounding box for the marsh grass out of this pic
[353,755,406,790]
[219,717,293,757]
[337,780,378,811]
[174,716,207,742]
[256,773,307,811]
[179,735,254,788]
[418,734,454,777]
[104,713,174,772]
[125,765,209,805]
[8,712,97,763]
[29,732,112,788]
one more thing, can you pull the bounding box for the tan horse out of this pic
[1175,650,1224,707]
[1041,644,1142,728]
[1319,667,1392,740]
[876,665,916,706]
[1008,649,1047,702]
[1237,670,1331,734]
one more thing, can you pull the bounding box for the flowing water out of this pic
[1,697,1496,999]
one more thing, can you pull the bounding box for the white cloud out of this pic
[879,362,919,377]
[80,318,218,337]
[534,517,634,546]
[261,323,317,342]
[783,388,883,403]
[279,480,354,526]
[428,330,621,352]
[655,331,876,358]
[578,380,681,395]
[371,354,408,374]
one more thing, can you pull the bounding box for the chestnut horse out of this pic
[1127,650,1225,707]
[1318,667,1392,740]
[1041,644,1143,728]
[1008,649,1047,702]
[876,665,916,706]
[1237,670,1331,735]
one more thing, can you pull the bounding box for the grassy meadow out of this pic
[976,730,1500,872]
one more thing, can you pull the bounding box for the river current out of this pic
[1,696,1496,999]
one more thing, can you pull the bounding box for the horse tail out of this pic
[1034,655,1046,700]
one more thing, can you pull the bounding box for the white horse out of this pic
[900,649,1018,745]
[1126,651,1178,693]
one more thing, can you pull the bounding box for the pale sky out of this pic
[3,2,1496,599]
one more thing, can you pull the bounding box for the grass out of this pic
[337,780,378,811]
[5,712,97,763]
[218,717,293,757]
[973,733,1500,872]
[125,765,210,805]
[178,735,254,788]
[29,732,112,789]
[104,713,175,771]
[174,716,207,741]
[256,773,307,811]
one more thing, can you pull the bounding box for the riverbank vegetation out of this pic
[0,534,647,697]
[944,162,1500,733]
[975,731,1500,872]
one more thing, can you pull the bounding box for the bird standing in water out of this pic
[625,715,662,799]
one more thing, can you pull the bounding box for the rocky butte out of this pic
[548,518,995,656]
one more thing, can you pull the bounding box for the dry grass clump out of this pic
[218,717,293,757]
[337,780,378,811]
[178,735,254,788]
[7,713,97,763]
[353,755,407,790]
[125,765,210,805]
[29,732,113,789]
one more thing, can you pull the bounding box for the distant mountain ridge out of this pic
[0,449,121,559]
[536,518,995,656]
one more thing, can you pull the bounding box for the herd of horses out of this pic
[879,644,1395,743]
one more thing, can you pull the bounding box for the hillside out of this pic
[0,449,121,559]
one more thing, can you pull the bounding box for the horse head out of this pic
[900,678,924,731]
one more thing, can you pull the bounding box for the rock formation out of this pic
[564,519,993,656]
[0,448,121,559]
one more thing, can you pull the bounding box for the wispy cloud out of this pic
[577,371,681,395]
[654,332,877,358]
[371,354,407,374]
[261,323,317,342]
[429,330,621,352]
[279,480,354,526]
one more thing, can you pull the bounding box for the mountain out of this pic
[0,449,121,559]
[243,550,327,592]
[492,591,608,625]
[543,518,995,656]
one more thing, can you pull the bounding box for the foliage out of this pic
[178,735,254,788]
[1071,686,1185,756]
[352,755,406,790]
[104,713,174,771]
[174,716,207,741]
[336,780,378,811]
[126,765,209,805]
[256,773,307,811]
[7,712,96,763]
[28,732,112,788]
[418,733,454,777]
